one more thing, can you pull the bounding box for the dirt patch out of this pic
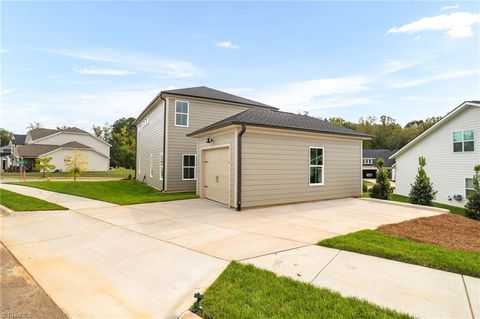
[377,213,480,252]
[0,243,67,319]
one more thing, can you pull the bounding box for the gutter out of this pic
[161,95,167,191]
[236,125,246,211]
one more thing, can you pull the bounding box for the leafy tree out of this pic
[409,156,437,206]
[34,157,56,179]
[112,126,135,169]
[0,128,12,146]
[465,164,480,220]
[64,149,88,181]
[92,122,112,143]
[27,122,41,130]
[368,158,391,200]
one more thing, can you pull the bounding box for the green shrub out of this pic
[362,180,369,193]
[368,158,391,200]
[409,156,437,206]
[465,164,480,220]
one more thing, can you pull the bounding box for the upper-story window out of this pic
[175,101,189,127]
[141,116,149,128]
[453,130,474,152]
[362,158,374,165]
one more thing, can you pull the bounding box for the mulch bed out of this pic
[377,213,480,252]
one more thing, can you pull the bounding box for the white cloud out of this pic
[35,48,203,78]
[387,12,480,38]
[379,59,425,74]
[391,70,479,88]
[75,68,134,76]
[215,41,240,49]
[441,5,459,11]
[0,49,7,54]
[256,76,371,111]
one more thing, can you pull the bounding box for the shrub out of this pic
[465,164,480,220]
[368,158,391,200]
[409,156,437,206]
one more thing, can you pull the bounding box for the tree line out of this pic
[324,115,442,150]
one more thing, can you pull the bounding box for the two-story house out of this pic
[135,86,371,210]
[13,127,110,171]
[391,101,480,207]
[362,149,396,180]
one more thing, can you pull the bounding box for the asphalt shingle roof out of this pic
[363,149,396,167]
[162,86,277,109]
[12,134,26,145]
[28,127,89,140]
[188,108,371,138]
[16,142,91,158]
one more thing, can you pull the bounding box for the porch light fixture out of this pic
[206,137,214,144]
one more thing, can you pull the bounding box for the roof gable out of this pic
[390,101,480,159]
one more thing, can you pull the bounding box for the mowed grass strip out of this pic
[0,189,67,211]
[12,180,197,205]
[362,193,466,216]
[319,230,480,278]
[198,262,412,319]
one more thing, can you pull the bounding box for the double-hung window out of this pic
[309,147,324,185]
[363,158,374,165]
[175,101,189,127]
[149,153,153,177]
[453,130,474,152]
[182,154,196,180]
[159,152,164,181]
[466,178,475,197]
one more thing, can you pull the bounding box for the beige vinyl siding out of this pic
[241,129,362,208]
[165,96,248,192]
[395,105,480,207]
[136,100,165,190]
[197,128,237,207]
[33,133,110,157]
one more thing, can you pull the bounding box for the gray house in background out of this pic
[362,149,396,180]
[134,86,370,210]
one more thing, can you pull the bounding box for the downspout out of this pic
[161,95,167,191]
[236,125,246,211]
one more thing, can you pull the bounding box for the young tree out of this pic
[465,164,480,220]
[409,156,437,206]
[64,149,88,181]
[368,158,391,200]
[34,157,56,179]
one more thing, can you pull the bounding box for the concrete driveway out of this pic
[1,197,440,318]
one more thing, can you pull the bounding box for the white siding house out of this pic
[391,101,480,207]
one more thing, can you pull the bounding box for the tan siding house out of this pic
[136,86,369,209]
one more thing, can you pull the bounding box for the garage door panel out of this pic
[203,147,230,206]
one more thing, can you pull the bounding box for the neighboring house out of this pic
[135,86,370,210]
[362,149,396,180]
[13,127,110,172]
[1,134,26,172]
[391,101,480,207]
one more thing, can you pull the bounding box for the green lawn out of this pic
[1,168,134,179]
[363,193,466,216]
[12,180,197,205]
[319,230,480,278]
[197,262,412,319]
[0,188,67,211]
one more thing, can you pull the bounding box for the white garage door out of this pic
[202,147,230,206]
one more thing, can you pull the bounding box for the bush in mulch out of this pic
[377,213,480,252]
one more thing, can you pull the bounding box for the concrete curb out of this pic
[178,310,202,319]
[361,198,450,213]
[0,204,14,216]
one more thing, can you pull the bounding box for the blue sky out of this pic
[1,1,479,133]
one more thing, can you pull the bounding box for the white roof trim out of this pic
[390,101,480,159]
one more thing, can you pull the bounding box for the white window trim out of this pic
[149,153,153,177]
[182,154,196,181]
[309,146,325,186]
[159,152,164,181]
[175,100,189,127]
[466,178,475,197]
[362,158,374,165]
[453,129,475,152]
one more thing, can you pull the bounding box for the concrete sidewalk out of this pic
[0,183,117,210]
[243,245,479,319]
